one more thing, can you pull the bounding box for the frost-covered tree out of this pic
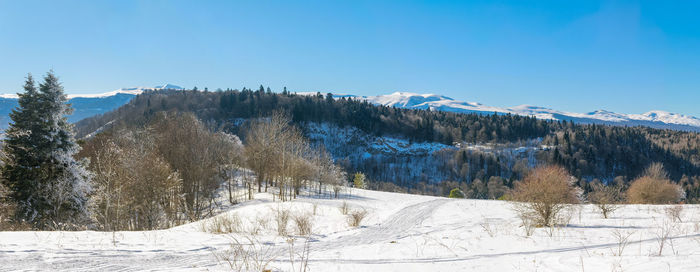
[353,172,366,189]
[1,72,91,229]
[1,74,41,223]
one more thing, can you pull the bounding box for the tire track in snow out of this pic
[310,198,449,252]
[0,198,448,271]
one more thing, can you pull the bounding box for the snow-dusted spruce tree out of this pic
[1,72,91,229]
[353,172,366,189]
[2,74,44,225]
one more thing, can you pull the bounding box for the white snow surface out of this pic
[3,188,700,271]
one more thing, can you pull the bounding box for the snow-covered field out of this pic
[2,189,700,271]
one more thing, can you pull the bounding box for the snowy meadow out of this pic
[2,188,700,271]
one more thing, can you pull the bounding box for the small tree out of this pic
[511,165,580,227]
[353,172,367,189]
[589,183,622,218]
[626,164,683,204]
[448,188,465,198]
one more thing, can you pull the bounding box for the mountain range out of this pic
[0,84,183,131]
[351,92,700,132]
[0,86,698,133]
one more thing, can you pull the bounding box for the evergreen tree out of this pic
[2,74,42,223]
[353,172,367,189]
[1,72,91,229]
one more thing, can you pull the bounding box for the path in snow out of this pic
[311,198,449,252]
[0,198,448,271]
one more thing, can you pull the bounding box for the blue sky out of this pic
[0,0,698,116]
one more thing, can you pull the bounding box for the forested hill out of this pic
[77,89,554,144]
[75,88,700,201]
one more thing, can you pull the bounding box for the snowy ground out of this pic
[2,189,700,271]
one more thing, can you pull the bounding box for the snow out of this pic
[1,84,184,99]
[0,94,19,99]
[3,188,700,271]
[342,92,700,131]
[303,122,453,156]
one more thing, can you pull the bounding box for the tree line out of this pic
[0,74,349,230]
[73,87,700,201]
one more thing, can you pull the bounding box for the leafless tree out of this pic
[510,165,580,227]
[589,183,622,218]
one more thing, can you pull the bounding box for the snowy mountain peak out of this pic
[64,84,183,99]
[154,83,183,90]
[639,110,700,127]
[357,92,700,132]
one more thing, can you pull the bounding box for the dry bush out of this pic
[312,203,318,216]
[610,229,635,256]
[626,164,683,204]
[518,212,536,236]
[589,183,622,218]
[286,237,311,272]
[214,235,276,272]
[339,201,350,215]
[655,220,678,256]
[293,213,313,236]
[202,214,242,234]
[510,165,580,227]
[247,215,270,235]
[347,209,369,227]
[275,206,291,236]
[664,205,684,223]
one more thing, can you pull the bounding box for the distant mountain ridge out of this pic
[343,92,700,132]
[0,86,697,133]
[0,84,183,131]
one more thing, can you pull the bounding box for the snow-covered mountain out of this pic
[347,92,700,132]
[0,86,696,133]
[0,84,183,131]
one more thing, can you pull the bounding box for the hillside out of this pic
[74,89,700,201]
[2,188,700,271]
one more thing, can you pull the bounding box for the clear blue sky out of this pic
[0,0,698,116]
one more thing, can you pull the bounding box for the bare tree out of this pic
[244,112,289,193]
[510,165,580,227]
[589,183,622,218]
[151,112,230,221]
[213,133,244,204]
[84,129,183,230]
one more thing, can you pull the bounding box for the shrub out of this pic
[510,165,580,227]
[626,164,683,204]
[202,214,242,234]
[275,206,290,236]
[589,183,622,218]
[665,205,683,222]
[293,214,313,236]
[347,209,369,227]
[448,188,465,198]
[339,201,350,215]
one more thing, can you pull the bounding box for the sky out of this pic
[0,0,698,116]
